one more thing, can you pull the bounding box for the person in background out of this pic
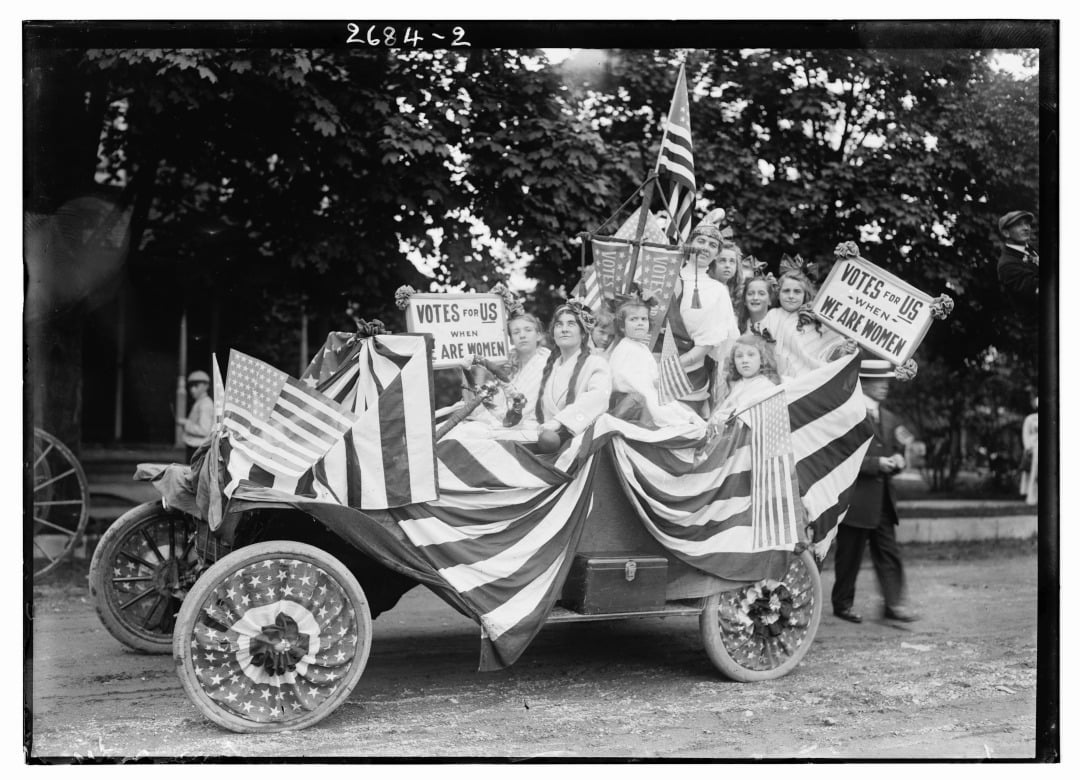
[832,360,918,624]
[1021,396,1038,505]
[589,306,617,359]
[996,210,1039,334]
[710,241,745,321]
[178,370,214,463]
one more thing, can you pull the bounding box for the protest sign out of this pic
[812,256,935,365]
[404,292,510,369]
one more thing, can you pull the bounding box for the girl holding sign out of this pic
[757,268,856,378]
[535,300,612,449]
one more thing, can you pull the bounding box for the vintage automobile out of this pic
[89,329,864,734]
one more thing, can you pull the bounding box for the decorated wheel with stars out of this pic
[173,541,373,733]
[89,502,199,653]
[699,548,822,682]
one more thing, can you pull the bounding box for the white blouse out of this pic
[541,350,612,434]
[758,308,847,378]
[608,338,705,429]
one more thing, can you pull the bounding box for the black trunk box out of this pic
[561,553,668,614]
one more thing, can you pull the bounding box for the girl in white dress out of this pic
[535,301,612,448]
[712,332,783,417]
[756,270,854,378]
[607,297,705,431]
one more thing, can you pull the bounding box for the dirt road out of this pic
[27,542,1040,761]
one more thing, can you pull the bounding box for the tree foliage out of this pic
[25,44,1041,461]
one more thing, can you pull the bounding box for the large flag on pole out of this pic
[656,64,696,243]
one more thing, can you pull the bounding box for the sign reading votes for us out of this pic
[404,292,510,370]
[812,256,934,365]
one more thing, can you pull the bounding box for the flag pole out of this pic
[625,64,685,295]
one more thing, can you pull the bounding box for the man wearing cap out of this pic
[996,210,1039,332]
[178,370,214,462]
[832,359,918,624]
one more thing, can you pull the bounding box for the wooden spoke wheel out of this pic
[32,428,90,579]
[174,541,372,733]
[700,548,822,682]
[89,502,199,653]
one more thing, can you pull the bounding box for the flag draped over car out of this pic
[225,342,870,670]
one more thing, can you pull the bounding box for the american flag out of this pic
[222,350,357,494]
[741,387,799,551]
[613,205,670,245]
[571,264,603,312]
[658,325,693,404]
[186,557,363,724]
[656,64,696,243]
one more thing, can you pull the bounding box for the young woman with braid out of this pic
[535,300,612,450]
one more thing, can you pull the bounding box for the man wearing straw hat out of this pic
[832,359,918,624]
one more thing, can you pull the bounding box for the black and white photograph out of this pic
[21,12,1059,763]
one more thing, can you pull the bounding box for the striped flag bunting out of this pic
[658,325,694,404]
[222,350,358,496]
[741,387,800,551]
[225,350,869,671]
[656,64,696,243]
[304,334,439,509]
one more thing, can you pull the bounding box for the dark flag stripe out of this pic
[343,428,363,507]
[789,360,861,432]
[377,373,412,506]
[797,420,875,488]
[249,462,275,488]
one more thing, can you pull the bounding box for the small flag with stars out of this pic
[223,350,357,496]
[739,386,800,551]
[571,264,603,312]
[658,325,694,404]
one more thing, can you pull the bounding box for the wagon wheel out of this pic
[174,541,373,733]
[699,548,822,682]
[31,428,90,579]
[89,502,200,653]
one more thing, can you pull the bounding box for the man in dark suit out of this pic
[996,210,1039,334]
[832,360,918,624]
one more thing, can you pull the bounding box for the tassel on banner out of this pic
[692,258,702,308]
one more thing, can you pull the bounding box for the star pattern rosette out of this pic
[189,559,359,723]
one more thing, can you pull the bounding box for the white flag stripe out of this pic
[663,120,692,145]
[223,418,319,469]
[433,472,589,593]
[790,393,868,460]
[226,435,307,477]
[224,406,321,463]
[398,512,520,546]
[280,383,356,430]
[614,443,751,526]
[270,404,344,451]
[433,486,545,510]
[659,156,694,186]
[401,349,437,501]
[481,549,568,642]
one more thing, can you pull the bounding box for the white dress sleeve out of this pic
[553,354,613,434]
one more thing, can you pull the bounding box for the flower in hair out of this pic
[564,298,598,332]
[489,281,526,318]
[749,322,776,344]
